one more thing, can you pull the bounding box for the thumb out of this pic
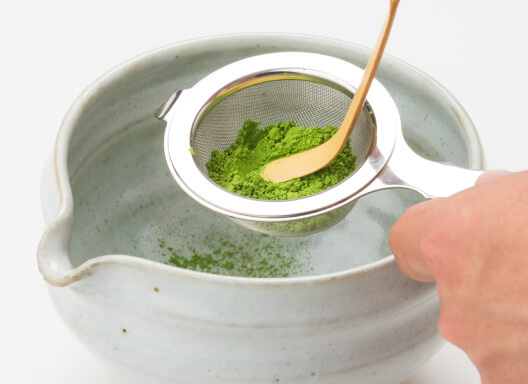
[389,198,443,282]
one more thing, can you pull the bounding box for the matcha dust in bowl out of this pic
[206,120,357,200]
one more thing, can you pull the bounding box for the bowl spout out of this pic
[38,212,75,287]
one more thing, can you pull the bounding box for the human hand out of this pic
[389,170,528,384]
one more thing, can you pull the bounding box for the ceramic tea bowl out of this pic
[38,34,483,384]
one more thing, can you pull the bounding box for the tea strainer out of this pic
[155,52,484,236]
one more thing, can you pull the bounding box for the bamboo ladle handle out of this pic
[261,0,400,183]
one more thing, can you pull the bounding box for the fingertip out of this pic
[389,199,436,250]
[390,199,439,283]
[392,247,436,283]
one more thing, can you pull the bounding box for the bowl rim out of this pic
[37,32,484,287]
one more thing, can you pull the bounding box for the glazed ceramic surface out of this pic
[38,34,483,384]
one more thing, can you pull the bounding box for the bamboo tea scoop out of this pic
[261,0,400,183]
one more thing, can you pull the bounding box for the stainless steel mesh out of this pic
[183,75,376,236]
[232,203,355,236]
[191,78,374,175]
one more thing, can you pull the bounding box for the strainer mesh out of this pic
[187,77,375,236]
[191,78,374,177]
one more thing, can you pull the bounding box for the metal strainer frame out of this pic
[157,52,484,235]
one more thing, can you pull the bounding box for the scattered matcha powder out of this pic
[206,120,357,200]
[158,232,312,278]
[157,120,355,276]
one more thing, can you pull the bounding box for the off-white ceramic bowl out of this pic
[38,34,483,384]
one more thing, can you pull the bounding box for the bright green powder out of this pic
[158,232,313,278]
[206,120,357,200]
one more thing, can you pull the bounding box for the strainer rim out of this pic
[165,52,399,220]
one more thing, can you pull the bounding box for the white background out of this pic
[2,0,528,382]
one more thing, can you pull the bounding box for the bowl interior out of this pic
[70,118,425,276]
[67,35,476,278]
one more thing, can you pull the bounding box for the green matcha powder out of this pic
[206,120,357,200]
[163,120,357,277]
[159,233,312,278]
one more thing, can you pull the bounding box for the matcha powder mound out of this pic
[206,120,357,200]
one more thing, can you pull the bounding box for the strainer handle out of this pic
[154,90,183,121]
[366,139,485,199]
